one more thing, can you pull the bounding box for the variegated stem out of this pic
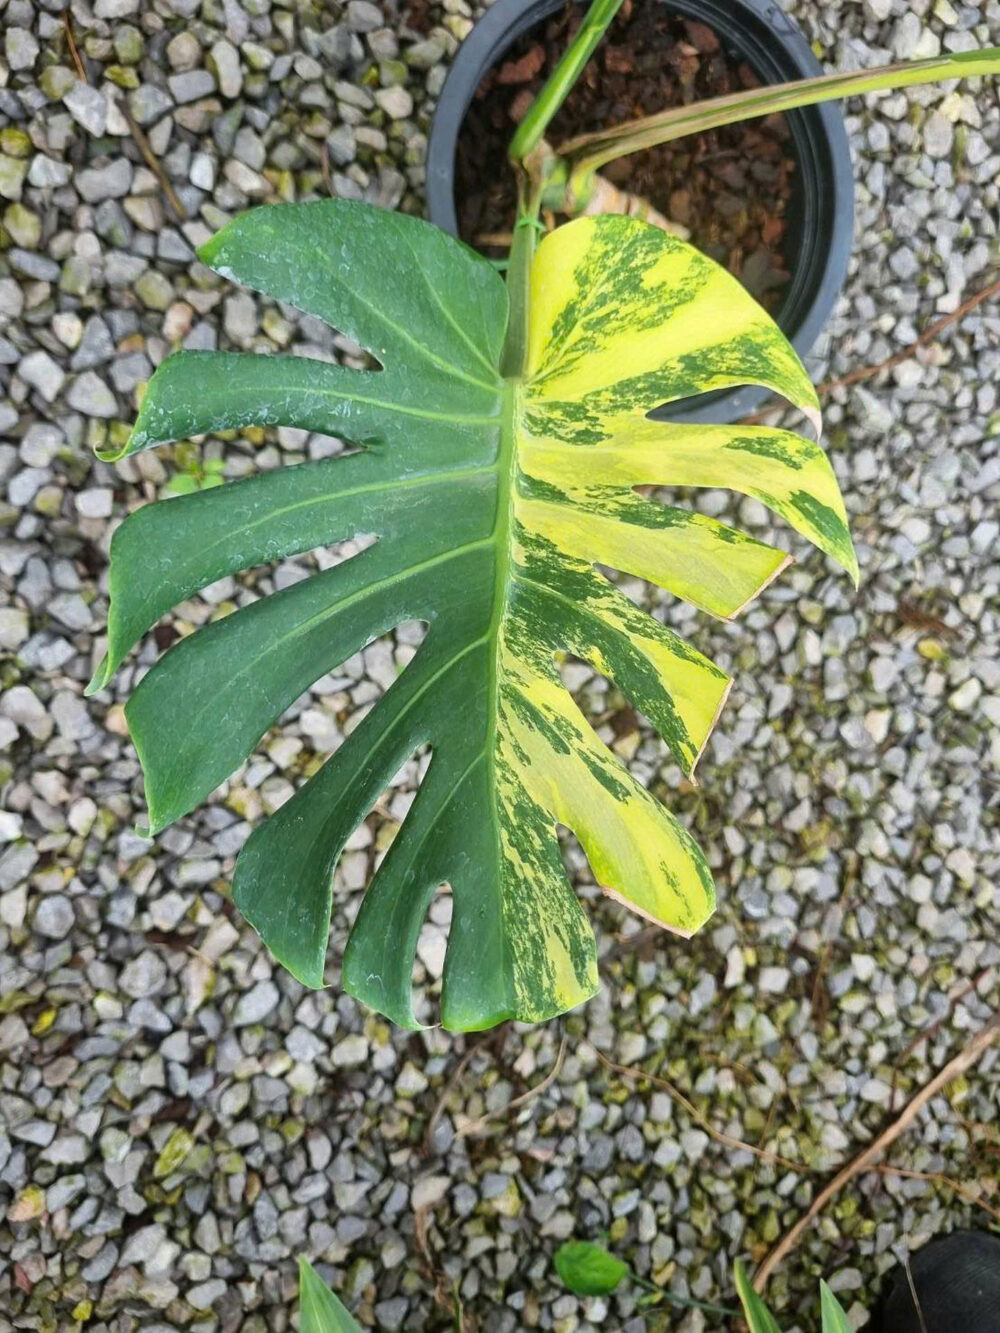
[559,46,1000,202]
[501,174,541,379]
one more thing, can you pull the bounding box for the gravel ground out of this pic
[2,0,999,1329]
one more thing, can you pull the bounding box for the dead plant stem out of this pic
[752,1010,1000,1291]
[63,9,87,83]
[587,1042,819,1175]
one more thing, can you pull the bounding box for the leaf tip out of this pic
[195,231,223,268]
[196,223,242,279]
[233,870,327,991]
[94,441,127,464]
[845,546,861,589]
[293,961,327,991]
[138,771,171,839]
[85,654,110,696]
[688,672,733,781]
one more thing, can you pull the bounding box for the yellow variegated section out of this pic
[522,416,859,585]
[526,214,823,434]
[479,213,857,1018]
[516,484,791,619]
[498,640,714,932]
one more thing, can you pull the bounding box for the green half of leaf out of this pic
[299,1258,362,1333]
[94,199,853,1031]
[554,1241,629,1295]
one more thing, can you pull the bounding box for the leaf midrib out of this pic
[481,380,519,1002]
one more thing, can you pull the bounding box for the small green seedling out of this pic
[735,1259,855,1332]
[298,1258,362,1333]
[554,1240,737,1318]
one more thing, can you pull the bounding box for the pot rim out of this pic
[425,0,855,424]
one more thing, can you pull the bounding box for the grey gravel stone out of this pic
[76,158,133,202]
[119,951,168,998]
[923,110,954,158]
[81,1243,119,1283]
[76,487,114,519]
[27,154,72,188]
[327,124,357,166]
[10,249,59,282]
[128,85,172,126]
[167,32,201,70]
[70,317,115,371]
[64,82,108,137]
[33,894,74,939]
[0,608,30,649]
[67,371,118,417]
[347,0,384,32]
[120,1223,167,1267]
[375,85,413,119]
[209,40,243,98]
[233,980,280,1025]
[6,29,39,71]
[169,70,216,104]
[18,351,66,403]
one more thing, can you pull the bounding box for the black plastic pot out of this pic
[871,1231,1000,1333]
[426,0,854,424]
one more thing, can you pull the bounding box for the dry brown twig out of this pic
[809,868,857,1022]
[63,9,87,83]
[749,1099,782,1194]
[819,270,1000,394]
[114,95,189,223]
[741,268,1000,426]
[599,923,662,971]
[65,1,190,236]
[587,1041,821,1176]
[413,1207,469,1330]
[901,1251,930,1333]
[422,1034,493,1155]
[888,966,994,1116]
[455,1034,568,1138]
[423,1026,567,1150]
[875,1163,1000,1227]
[752,1009,1000,1292]
[895,598,963,641]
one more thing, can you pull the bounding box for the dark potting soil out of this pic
[454,0,795,308]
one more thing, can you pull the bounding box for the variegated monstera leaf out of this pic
[92,200,855,1031]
